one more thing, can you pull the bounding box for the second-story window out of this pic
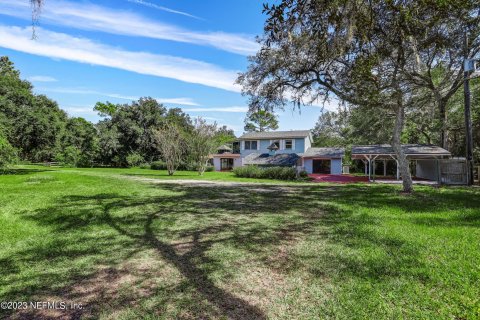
[244,140,258,150]
[285,139,293,149]
[271,140,280,148]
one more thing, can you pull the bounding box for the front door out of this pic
[220,158,234,171]
[312,160,331,174]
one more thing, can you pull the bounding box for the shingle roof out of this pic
[303,147,345,158]
[238,130,311,140]
[243,153,300,166]
[352,144,451,156]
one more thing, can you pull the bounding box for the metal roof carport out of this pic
[351,144,451,182]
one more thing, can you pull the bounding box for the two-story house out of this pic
[211,130,344,174]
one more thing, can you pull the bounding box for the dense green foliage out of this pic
[0,57,236,170]
[55,117,98,167]
[0,132,17,171]
[1,166,479,319]
[233,165,298,180]
[0,57,68,162]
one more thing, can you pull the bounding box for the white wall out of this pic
[213,157,242,171]
[331,158,342,174]
[234,157,242,168]
[303,159,313,174]
[213,157,221,171]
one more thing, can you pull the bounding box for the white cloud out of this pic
[201,116,223,121]
[27,75,57,82]
[156,98,200,106]
[0,26,240,92]
[183,106,248,113]
[62,106,97,115]
[0,0,258,56]
[36,87,201,106]
[126,0,203,20]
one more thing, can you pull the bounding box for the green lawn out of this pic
[1,166,479,319]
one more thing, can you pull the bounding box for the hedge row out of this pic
[233,165,301,180]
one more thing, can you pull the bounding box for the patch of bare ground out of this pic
[11,250,182,320]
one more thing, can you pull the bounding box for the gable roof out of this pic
[243,153,300,166]
[303,147,345,158]
[351,144,451,158]
[238,130,312,141]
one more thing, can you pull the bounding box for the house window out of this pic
[285,139,293,149]
[271,140,280,148]
[244,140,258,150]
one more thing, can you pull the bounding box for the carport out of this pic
[351,144,451,182]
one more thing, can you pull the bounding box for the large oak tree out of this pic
[238,0,479,193]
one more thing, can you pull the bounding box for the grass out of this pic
[1,166,479,319]
[14,164,304,184]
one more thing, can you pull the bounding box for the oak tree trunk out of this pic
[392,101,414,193]
[438,99,448,149]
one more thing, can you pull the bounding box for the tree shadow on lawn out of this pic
[2,183,476,318]
[122,172,206,178]
[0,168,54,175]
[304,183,480,215]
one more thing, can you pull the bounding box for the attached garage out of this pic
[312,159,331,174]
[302,148,344,175]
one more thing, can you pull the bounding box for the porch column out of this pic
[383,160,387,176]
[372,159,376,182]
[368,158,372,181]
[396,160,400,180]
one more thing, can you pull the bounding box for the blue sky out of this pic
[0,0,332,135]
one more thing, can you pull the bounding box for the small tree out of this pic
[154,123,186,176]
[189,118,217,176]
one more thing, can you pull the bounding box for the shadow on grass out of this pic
[1,182,479,318]
[0,168,53,175]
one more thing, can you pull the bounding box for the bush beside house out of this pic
[233,166,298,180]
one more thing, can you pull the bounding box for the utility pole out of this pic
[464,32,474,185]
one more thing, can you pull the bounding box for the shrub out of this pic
[233,165,297,180]
[179,161,198,171]
[151,160,201,171]
[298,170,309,178]
[55,146,81,167]
[139,163,151,169]
[205,165,215,172]
[126,152,144,167]
[150,160,167,170]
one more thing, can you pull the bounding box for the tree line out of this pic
[0,57,235,174]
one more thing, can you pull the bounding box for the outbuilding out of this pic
[351,144,459,183]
